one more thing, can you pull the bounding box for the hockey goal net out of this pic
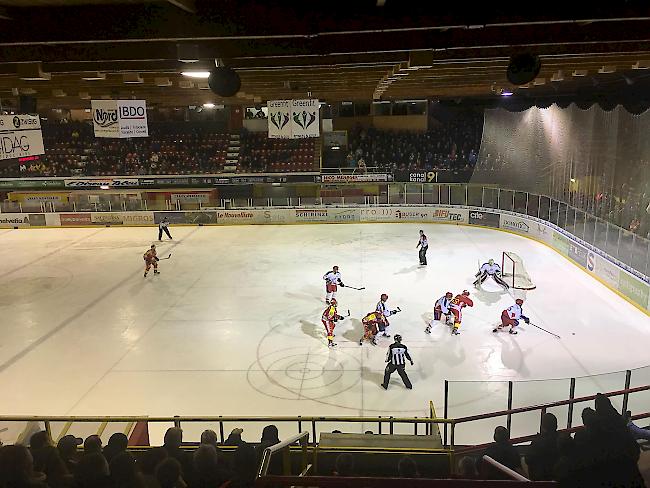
[502,251,536,290]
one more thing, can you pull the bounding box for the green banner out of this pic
[0,180,65,189]
[552,231,570,255]
[618,272,650,309]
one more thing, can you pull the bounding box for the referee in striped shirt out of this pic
[381,334,413,390]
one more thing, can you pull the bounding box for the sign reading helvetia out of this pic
[0,114,45,161]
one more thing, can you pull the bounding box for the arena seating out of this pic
[239,131,319,173]
[1,392,647,488]
[0,122,318,178]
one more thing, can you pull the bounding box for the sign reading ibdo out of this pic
[91,100,148,138]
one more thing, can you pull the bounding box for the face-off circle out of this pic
[249,348,360,402]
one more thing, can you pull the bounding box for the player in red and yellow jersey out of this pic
[359,311,386,346]
[143,244,160,278]
[450,290,473,336]
[321,298,346,347]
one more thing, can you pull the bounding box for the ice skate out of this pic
[509,329,518,335]
[328,341,337,347]
[144,272,148,278]
[425,326,431,334]
[381,332,390,338]
[452,328,460,335]
[154,270,160,275]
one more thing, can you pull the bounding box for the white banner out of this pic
[290,99,320,138]
[64,178,139,188]
[118,100,148,138]
[92,100,148,138]
[0,114,45,161]
[267,100,292,139]
[320,174,390,183]
[91,100,120,138]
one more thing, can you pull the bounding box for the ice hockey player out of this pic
[381,334,413,390]
[450,290,473,335]
[494,298,530,334]
[425,292,454,333]
[143,244,160,278]
[321,298,346,347]
[376,293,400,338]
[474,259,509,289]
[359,311,387,346]
[323,266,345,304]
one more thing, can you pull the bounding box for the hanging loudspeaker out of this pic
[506,54,541,86]
[208,67,241,97]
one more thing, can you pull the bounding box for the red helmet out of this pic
[462,290,470,296]
[515,298,524,305]
[380,293,388,301]
[445,292,453,298]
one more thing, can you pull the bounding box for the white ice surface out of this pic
[0,224,648,445]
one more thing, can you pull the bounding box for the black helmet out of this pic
[394,334,402,342]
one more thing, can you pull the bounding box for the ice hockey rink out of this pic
[1,223,649,444]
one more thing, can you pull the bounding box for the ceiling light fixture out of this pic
[501,91,514,96]
[182,71,211,79]
[203,103,215,108]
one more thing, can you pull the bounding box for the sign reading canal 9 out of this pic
[0,114,45,161]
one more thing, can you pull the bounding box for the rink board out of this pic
[0,205,647,313]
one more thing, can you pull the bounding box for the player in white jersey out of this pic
[494,298,530,334]
[376,293,400,337]
[323,266,344,304]
[425,292,453,333]
[474,259,509,289]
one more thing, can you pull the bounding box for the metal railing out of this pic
[4,183,646,277]
[257,431,310,478]
[481,455,529,482]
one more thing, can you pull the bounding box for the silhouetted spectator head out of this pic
[398,455,418,478]
[84,435,102,454]
[364,431,373,435]
[164,428,183,450]
[0,445,43,486]
[260,425,279,445]
[493,426,510,444]
[200,430,218,448]
[76,452,110,487]
[103,433,128,463]
[224,428,243,446]
[582,407,598,429]
[457,456,478,479]
[334,453,354,476]
[541,413,558,434]
[138,447,168,477]
[57,435,82,465]
[29,431,52,451]
[155,457,185,488]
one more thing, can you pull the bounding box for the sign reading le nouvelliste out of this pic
[0,114,45,161]
[91,100,149,138]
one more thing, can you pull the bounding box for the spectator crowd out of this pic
[345,113,483,173]
[459,393,649,487]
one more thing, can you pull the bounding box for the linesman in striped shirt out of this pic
[381,334,413,390]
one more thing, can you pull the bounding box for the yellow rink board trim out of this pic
[3,217,648,315]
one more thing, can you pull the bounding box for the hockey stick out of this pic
[345,285,365,290]
[159,253,172,260]
[529,321,561,339]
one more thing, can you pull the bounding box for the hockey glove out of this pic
[155,257,160,261]
[339,282,345,287]
[336,315,345,321]
[522,316,530,324]
[410,360,414,366]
